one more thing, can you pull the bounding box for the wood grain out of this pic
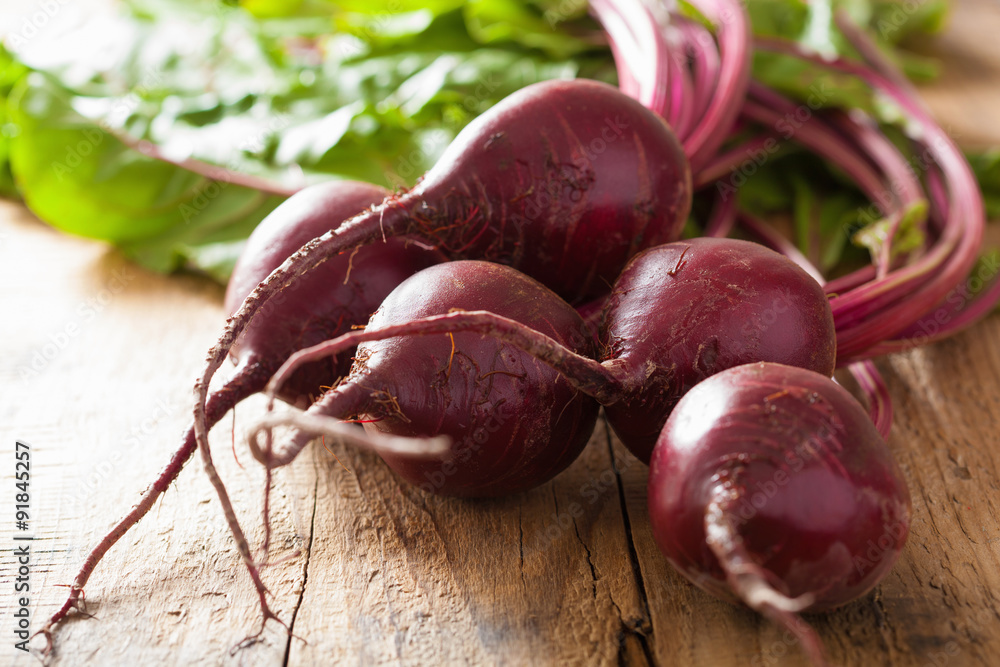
[3,1,1000,665]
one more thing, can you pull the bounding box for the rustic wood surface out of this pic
[3,1,1000,665]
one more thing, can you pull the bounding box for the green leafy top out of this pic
[0,0,982,282]
[1,0,609,278]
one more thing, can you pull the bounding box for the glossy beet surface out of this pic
[314,261,600,496]
[225,181,443,405]
[309,78,691,304]
[648,362,911,612]
[600,238,837,463]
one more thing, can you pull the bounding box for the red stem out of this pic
[694,133,781,188]
[589,0,672,115]
[824,265,877,297]
[847,360,893,440]
[677,18,721,132]
[738,211,825,285]
[743,85,893,210]
[681,0,752,171]
[111,128,302,198]
[754,37,986,361]
[825,110,927,277]
[268,310,622,407]
[832,9,920,102]
[704,188,738,238]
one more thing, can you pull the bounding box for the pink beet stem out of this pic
[268,310,622,408]
[754,36,986,361]
[703,188,738,238]
[678,17,721,131]
[681,0,752,171]
[111,128,302,197]
[847,360,894,440]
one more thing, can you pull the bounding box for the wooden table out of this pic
[3,2,1000,665]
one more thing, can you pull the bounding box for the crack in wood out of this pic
[870,589,902,658]
[605,423,652,627]
[572,514,599,604]
[616,625,655,667]
[518,503,526,591]
[600,413,656,666]
[282,469,319,667]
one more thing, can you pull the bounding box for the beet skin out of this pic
[648,362,911,612]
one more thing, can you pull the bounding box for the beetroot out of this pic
[257,260,601,497]
[189,80,693,583]
[225,181,443,405]
[263,238,837,470]
[319,78,692,304]
[194,238,836,636]
[40,180,442,646]
[193,78,691,485]
[599,237,837,463]
[648,362,911,662]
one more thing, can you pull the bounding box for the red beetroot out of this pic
[599,237,837,463]
[40,180,442,647]
[225,181,443,405]
[194,78,692,492]
[320,78,692,304]
[648,362,911,663]
[264,238,838,473]
[204,238,836,635]
[256,260,601,497]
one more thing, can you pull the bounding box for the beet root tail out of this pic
[248,404,451,470]
[36,365,268,655]
[704,482,829,667]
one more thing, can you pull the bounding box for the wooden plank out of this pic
[1,0,1000,665]
[286,419,650,666]
[0,201,310,665]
